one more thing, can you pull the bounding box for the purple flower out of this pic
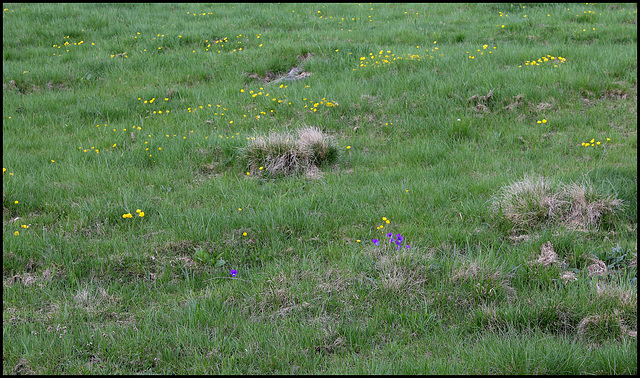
[386,233,393,238]
[230,269,238,277]
[396,234,403,242]
[396,240,402,246]
[372,239,380,246]
[405,245,411,249]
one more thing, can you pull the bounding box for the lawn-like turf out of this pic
[3,3,637,374]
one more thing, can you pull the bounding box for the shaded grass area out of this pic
[3,2,637,375]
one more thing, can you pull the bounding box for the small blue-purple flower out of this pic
[386,232,393,238]
[396,234,403,242]
[372,239,380,246]
[405,245,411,249]
[230,269,238,277]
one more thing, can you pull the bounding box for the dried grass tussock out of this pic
[491,175,625,231]
[242,126,339,177]
[536,241,559,266]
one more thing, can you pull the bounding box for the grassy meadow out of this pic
[3,2,638,374]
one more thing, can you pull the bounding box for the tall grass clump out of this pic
[561,180,626,229]
[242,126,338,177]
[492,176,625,231]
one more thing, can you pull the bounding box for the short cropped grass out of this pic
[3,3,637,375]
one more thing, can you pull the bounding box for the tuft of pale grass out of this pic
[491,175,568,231]
[586,258,608,277]
[242,126,339,177]
[492,176,625,231]
[296,126,339,167]
[561,179,625,229]
[536,241,559,266]
[560,271,578,283]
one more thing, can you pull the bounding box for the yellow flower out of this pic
[14,231,19,236]
[14,200,18,204]
[122,213,133,218]
[542,119,547,123]
[243,232,247,236]
[51,160,55,163]
[21,224,29,229]
[238,208,242,211]
[346,146,351,149]
[138,212,144,217]
[136,209,141,213]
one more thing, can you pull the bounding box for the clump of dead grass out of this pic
[491,175,625,231]
[241,126,339,177]
[536,241,560,266]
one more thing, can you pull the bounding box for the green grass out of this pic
[3,2,637,374]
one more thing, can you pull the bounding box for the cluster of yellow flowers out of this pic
[467,44,497,60]
[123,209,145,218]
[304,97,339,113]
[519,55,566,68]
[129,28,256,54]
[138,96,171,115]
[581,138,610,147]
[77,124,142,154]
[241,84,339,118]
[376,216,391,230]
[51,35,95,57]
[354,47,437,71]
